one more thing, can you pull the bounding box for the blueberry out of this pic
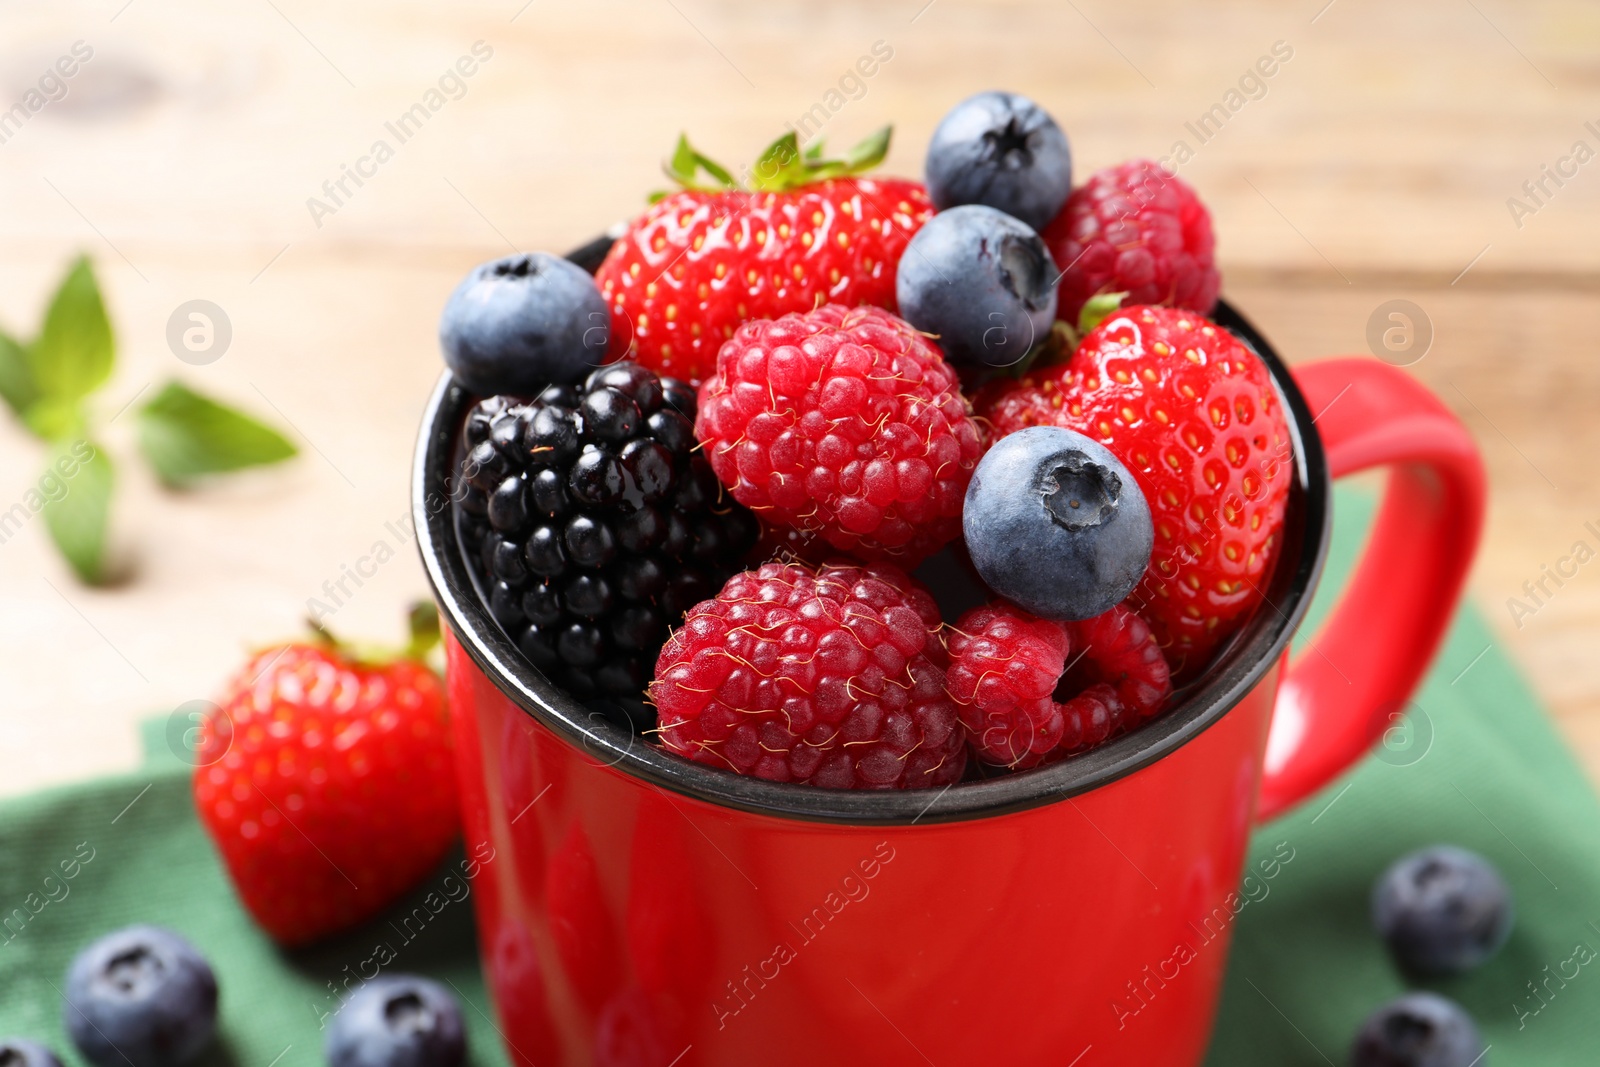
[1373,845,1513,975]
[963,426,1153,620]
[0,1038,64,1067]
[439,251,608,396]
[896,205,1058,368]
[924,90,1073,231]
[324,975,465,1067]
[63,926,218,1067]
[1351,992,1484,1067]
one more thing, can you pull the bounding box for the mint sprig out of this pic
[138,381,296,487]
[41,438,114,584]
[1,255,298,584]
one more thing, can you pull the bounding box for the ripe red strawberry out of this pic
[697,303,984,567]
[976,306,1291,673]
[651,560,965,789]
[946,603,1170,768]
[595,128,933,385]
[192,609,459,946]
[1042,159,1219,327]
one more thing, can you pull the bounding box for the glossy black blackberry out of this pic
[454,363,758,731]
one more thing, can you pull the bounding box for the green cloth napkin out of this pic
[2,487,1597,1067]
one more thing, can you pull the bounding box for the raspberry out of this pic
[696,304,984,567]
[650,560,966,789]
[946,603,1171,768]
[455,363,759,729]
[1041,159,1219,326]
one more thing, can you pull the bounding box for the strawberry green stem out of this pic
[659,126,894,197]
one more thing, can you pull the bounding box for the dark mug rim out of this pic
[413,246,1331,826]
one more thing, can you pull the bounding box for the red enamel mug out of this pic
[414,296,1485,1067]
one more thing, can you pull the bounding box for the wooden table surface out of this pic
[3,0,1598,796]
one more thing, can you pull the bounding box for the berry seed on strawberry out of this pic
[191,610,458,946]
[976,305,1291,673]
[594,128,934,386]
[455,362,758,728]
[1041,159,1219,326]
[963,425,1152,620]
[651,560,966,789]
[697,303,984,567]
[924,90,1073,231]
[895,204,1059,368]
[946,602,1171,768]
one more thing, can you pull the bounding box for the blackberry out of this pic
[454,363,758,730]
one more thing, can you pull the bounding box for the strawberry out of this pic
[976,305,1291,673]
[594,128,934,385]
[191,606,459,946]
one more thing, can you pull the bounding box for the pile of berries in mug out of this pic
[443,90,1294,791]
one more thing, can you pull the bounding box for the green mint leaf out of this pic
[41,437,114,584]
[30,256,114,406]
[0,329,40,419]
[1077,291,1129,336]
[136,380,297,487]
[22,395,84,440]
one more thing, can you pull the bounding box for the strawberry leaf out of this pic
[661,134,739,194]
[137,380,297,487]
[838,125,892,173]
[1077,291,1128,336]
[750,125,894,192]
[406,600,442,661]
[751,132,809,191]
[29,256,114,407]
[41,436,114,584]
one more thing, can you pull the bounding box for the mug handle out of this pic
[1255,358,1487,821]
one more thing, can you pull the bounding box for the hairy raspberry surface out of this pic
[1042,159,1219,326]
[650,561,965,789]
[696,304,984,567]
[947,603,1171,768]
[596,180,933,385]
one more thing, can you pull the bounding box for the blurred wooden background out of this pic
[2,0,1597,795]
